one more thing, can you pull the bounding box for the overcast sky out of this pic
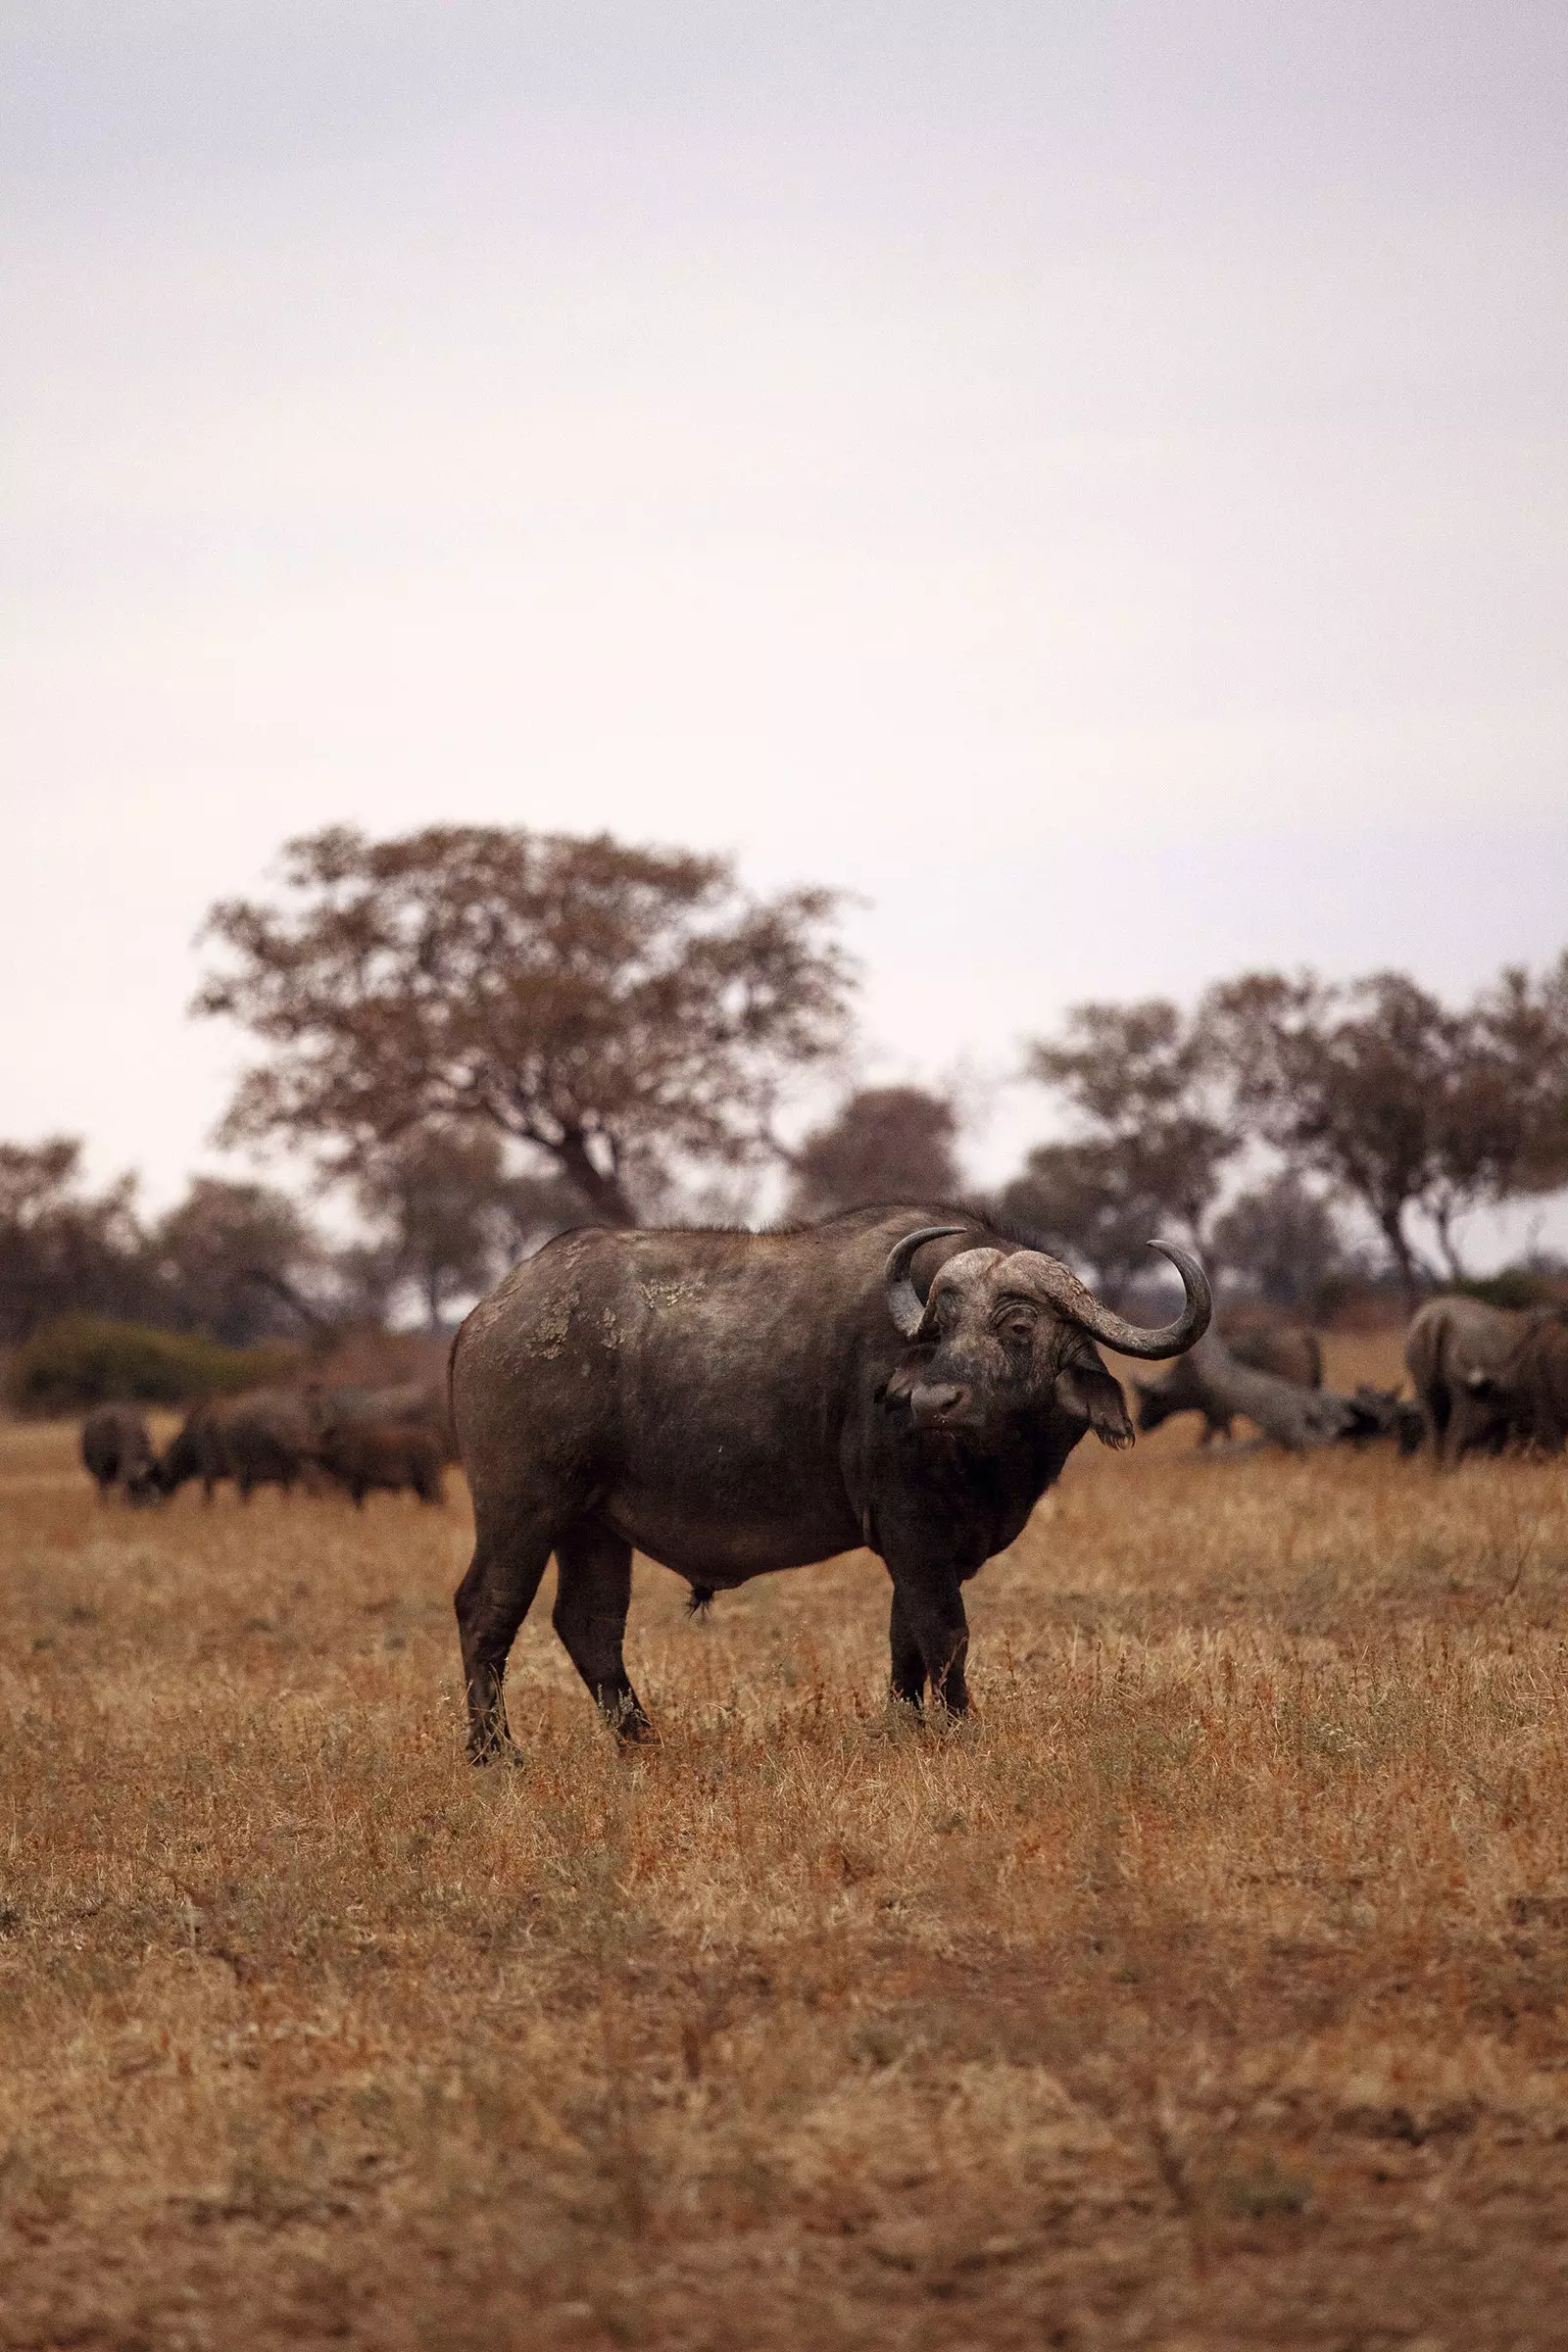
[4,3,1566,1253]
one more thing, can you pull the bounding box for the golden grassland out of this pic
[2,1333,1568,2349]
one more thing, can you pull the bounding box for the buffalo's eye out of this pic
[995,1306,1037,1345]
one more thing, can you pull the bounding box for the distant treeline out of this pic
[3,824,1566,1373]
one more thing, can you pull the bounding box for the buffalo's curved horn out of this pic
[884,1225,966,1340]
[1010,1239,1211,1360]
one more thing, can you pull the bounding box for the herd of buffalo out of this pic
[71,1206,1568,1751]
[80,1379,451,1508]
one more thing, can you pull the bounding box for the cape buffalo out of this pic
[1458,1314,1568,1452]
[80,1404,156,1501]
[153,1388,318,1501]
[303,1379,458,1462]
[313,1420,446,1507]
[1134,1322,1321,1445]
[1136,1331,1357,1452]
[1403,1298,1546,1460]
[450,1206,1209,1760]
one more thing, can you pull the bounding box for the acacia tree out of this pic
[149,1176,323,1344]
[1199,962,1568,1299]
[196,825,855,1228]
[785,1086,962,1218]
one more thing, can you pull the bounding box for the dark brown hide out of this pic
[80,1404,155,1501]
[313,1421,446,1507]
[450,1205,1208,1759]
[303,1380,458,1462]
[153,1389,317,1501]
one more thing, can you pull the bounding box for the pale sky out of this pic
[4,4,1566,1258]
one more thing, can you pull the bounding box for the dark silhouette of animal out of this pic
[450,1206,1209,1760]
[1344,1385,1426,1454]
[1457,1315,1568,1452]
[312,1420,446,1507]
[303,1379,457,1461]
[153,1388,318,1500]
[1134,1322,1321,1445]
[1403,1298,1546,1460]
[1136,1332,1360,1452]
[80,1404,156,1501]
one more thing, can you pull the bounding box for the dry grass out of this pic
[3,1334,1568,2348]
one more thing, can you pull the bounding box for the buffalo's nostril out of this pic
[910,1382,968,1426]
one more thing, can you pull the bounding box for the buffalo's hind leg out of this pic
[553,1522,653,1744]
[455,1511,556,1764]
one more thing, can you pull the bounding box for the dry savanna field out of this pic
[3,1333,1568,2349]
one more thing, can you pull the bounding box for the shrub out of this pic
[1449,1270,1566,1312]
[5,1316,299,1416]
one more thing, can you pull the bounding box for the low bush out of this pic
[1450,1269,1567,1312]
[5,1315,299,1415]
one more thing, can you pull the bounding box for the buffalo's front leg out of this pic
[885,1562,969,1714]
[553,1522,653,1742]
[455,1511,556,1762]
[888,1586,928,1706]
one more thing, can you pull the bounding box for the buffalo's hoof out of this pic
[466,1732,525,1769]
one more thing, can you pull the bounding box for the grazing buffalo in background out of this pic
[80,1404,156,1501]
[1457,1314,1568,1452]
[154,1388,318,1501]
[450,1205,1209,1760]
[1403,1298,1549,1461]
[1134,1331,1358,1452]
[312,1420,446,1507]
[1134,1321,1322,1446]
[303,1379,457,1462]
[1228,1323,1323,1391]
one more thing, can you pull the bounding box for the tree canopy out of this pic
[786,1086,962,1219]
[1201,961,1568,1298]
[196,825,856,1228]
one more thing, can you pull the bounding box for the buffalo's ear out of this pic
[1055,1361,1134,1449]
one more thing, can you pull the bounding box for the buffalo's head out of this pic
[882,1226,1210,1449]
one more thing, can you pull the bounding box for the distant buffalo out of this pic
[1403,1298,1551,1461]
[312,1420,446,1507]
[1455,1314,1568,1453]
[154,1388,319,1501]
[80,1404,156,1502]
[1136,1330,1358,1453]
[303,1379,456,1462]
[1135,1321,1322,1446]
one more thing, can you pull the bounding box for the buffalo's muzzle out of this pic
[910,1382,970,1428]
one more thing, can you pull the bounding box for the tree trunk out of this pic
[553,1132,638,1228]
[1431,1202,1468,1285]
[1379,1209,1423,1312]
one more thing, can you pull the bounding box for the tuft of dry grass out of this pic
[2,1341,1567,2348]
